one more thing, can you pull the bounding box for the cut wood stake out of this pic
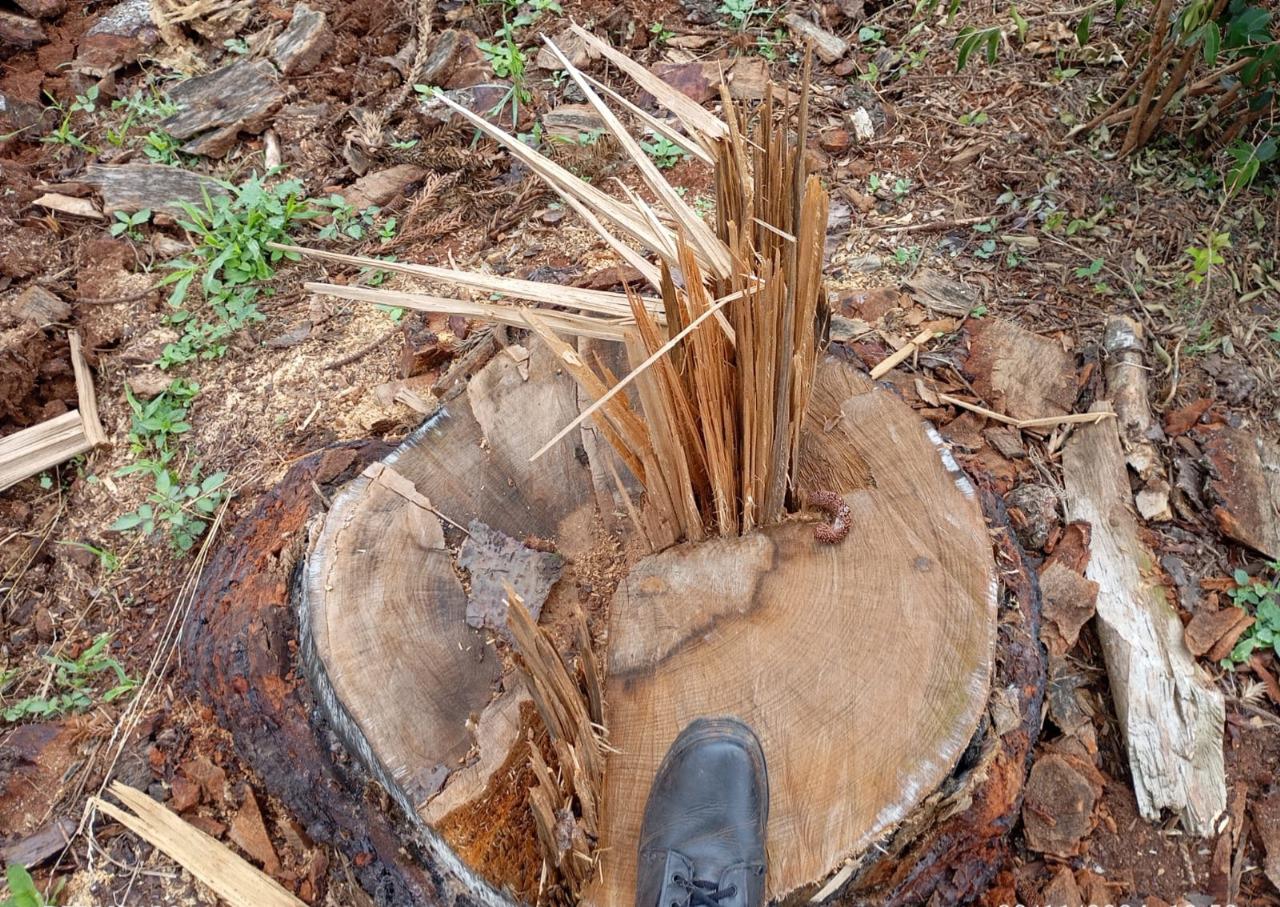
[92,782,305,907]
[869,329,936,380]
[529,290,740,462]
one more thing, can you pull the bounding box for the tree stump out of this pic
[183,341,1041,905]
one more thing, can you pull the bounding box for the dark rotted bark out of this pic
[182,442,470,907]
[842,487,1046,905]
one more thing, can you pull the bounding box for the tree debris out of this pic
[1200,427,1280,560]
[92,782,305,907]
[965,318,1076,423]
[271,3,331,76]
[161,58,285,157]
[458,521,565,637]
[84,162,229,216]
[0,331,107,491]
[1063,404,1225,836]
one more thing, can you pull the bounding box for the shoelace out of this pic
[670,873,737,907]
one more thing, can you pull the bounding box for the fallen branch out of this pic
[869,329,936,380]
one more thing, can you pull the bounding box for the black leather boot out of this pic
[635,717,769,907]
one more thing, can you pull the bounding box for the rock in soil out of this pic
[13,0,65,18]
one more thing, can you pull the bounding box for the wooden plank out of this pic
[0,410,92,491]
[1063,403,1225,835]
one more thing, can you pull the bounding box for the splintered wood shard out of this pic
[506,584,605,896]
[294,31,828,543]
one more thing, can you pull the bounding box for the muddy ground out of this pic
[2,0,1279,904]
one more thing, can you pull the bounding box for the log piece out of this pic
[1063,406,1225,835]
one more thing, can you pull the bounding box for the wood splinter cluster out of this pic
[287,27,830,546]
[505,583,605,900]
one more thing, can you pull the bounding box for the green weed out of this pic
[719,0,770,31]
[158,173,315,366]
[2,863,56,907]
[1,634,136,723]
[1184,230,1231,285]
[642,136,688,169]
[1223,563,1280,665]
[109,209,151,242]
[110,466,228,552]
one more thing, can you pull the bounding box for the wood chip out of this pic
[782,12,849,63]
[84,163,229,216]
[965,318,1076,423]
[271,2,331,76]
[457,521,565,638]
[161,58,284,157]
[1183,606,1253,662]
[33,192,104,219]
[1200,427,1280,560]
[1038,560,1099,657]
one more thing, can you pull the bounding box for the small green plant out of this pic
[141,129,185,166]
[1222,563,1280,665]
[124,379,198,457]
[756,28,788,61]
[69,85,99,115]
[478,20,532,125]
[159,173,316,365]
[974,238,998,260]
[958,110,990,127]
[954,26,1002,70]
[1074,258,1104,279]
[650,22,674,45]
[642,136,688,169]
[110,466,228,552]
[224,36,250,55]
[58,541,120,574]
[2,634,137,723]
[1225,136,1277,193]
[892,177,912,199]
[109,208,151,242]
[42,114,94,154]
[316,197,385,241]
[1184,230,1231,285]
[868,173,882,193]
[2,863,53,907]
[893,245,921,267]
[719,0,770,30]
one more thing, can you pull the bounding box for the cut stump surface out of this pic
[297,348,999,903]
